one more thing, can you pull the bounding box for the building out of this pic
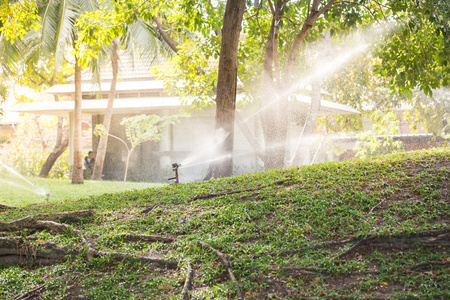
[10,56,360,182]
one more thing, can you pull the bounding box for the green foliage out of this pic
[151,40,218,109]
[354,111,404,159]
[120,114,182,148]
[375,1,450,97]
[404,89,450,136]
[0,0,41,44]
[7,145,70,179]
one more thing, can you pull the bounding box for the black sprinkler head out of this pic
[168,163,181,183]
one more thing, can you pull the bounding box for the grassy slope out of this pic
[0,147,449,299]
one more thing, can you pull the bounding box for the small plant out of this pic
[94,113,186,189]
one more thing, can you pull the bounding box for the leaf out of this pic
[158,284,174,291]
[306,224,312,231]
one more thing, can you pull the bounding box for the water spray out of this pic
[168,163,181,184]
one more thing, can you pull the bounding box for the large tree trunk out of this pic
[261,0,335,170]
[39,138,69,177]
[290,30,330,166]
[260,1,286,170]
[39,95,68,178]
[72,53,84,184]
[91,40,119,180]
[205,0,246,179]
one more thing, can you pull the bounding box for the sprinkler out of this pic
[168,163,181,184]
[46,193,50,203]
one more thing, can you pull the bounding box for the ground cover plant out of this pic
[0,147,449,299]
[0,176,162,207]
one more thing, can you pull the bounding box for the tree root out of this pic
[180,262,194,300]
[87,247,178,269]
[253,229,450,259]
[278,266,322,275]
[14,284,45,300]
[0,212,179,269]
[198,241,244,300]
[0,210,95,231]
[190,178,292,202]
[117,233,175,243]
[0,237,76,265]
[368,198,387,214]
[333,229,375,260]
[0,204,16,210]
[410,261,450,270]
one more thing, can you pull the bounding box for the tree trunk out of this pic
[205,0,246,179]
[261,0,335,170]
[260,1,286,170]
[290,30,330,166]
[291,79,322,165]
[39,95,68,178]
[39,138,69,177]
[91,40,119,180]
[72,53,84,184]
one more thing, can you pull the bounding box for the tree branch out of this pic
[153,16,180,53]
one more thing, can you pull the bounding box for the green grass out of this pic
[0,147,449,299]
[0,176,164,207]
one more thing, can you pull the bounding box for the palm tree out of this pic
[91,17,178,180]
[25,0,99,183]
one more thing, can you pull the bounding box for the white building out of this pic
[10,56,360,182]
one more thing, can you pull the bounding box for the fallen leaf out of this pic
[381,282,388,286]
[158,284,174,291]
[313,277,321,283]
[306,224,312,231]
[326,208,333,213]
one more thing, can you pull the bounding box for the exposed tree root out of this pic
[334,229,375,260]
[180,262,194,300]
[117,233,175,243]
[0,210,95,231]
[190,178,292,202]
[410,261,450,270]
[198,240,244,300]
[278,266,323,275]
[141,205,159,214]
[0,212,179,269]
[87,247,178,269]
[368,198,387,214]
[0,237,76,265]
[0,204,16,210]
[253,229,450,259]
[14,284,45,300]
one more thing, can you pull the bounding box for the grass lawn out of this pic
[0,147,449,299]
[0,175,164,207]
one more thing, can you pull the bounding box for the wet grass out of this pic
[0,176,164,207]
[0,147,449,299]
